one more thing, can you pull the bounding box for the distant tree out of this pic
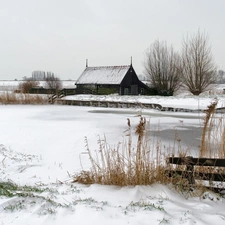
[18,79,40,93]
[217,70,225,84]
[144,40,182,96]
[181,31,217,95]
[45,72,62,92]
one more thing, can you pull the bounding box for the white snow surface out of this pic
[0,98,225,224]
[0,80,76,91]
[75,65,131,84]
[64,94,225,110]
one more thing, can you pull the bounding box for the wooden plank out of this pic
[168,157,225,167]
[166,170,225,182]
[194,172,225,182]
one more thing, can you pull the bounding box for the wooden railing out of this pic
[166,156,225,193]
[49,88,76,104]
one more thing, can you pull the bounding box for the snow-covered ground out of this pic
[64,94,225,110]
[0,101,225,224]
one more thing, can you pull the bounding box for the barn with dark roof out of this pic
[75,63,151,95]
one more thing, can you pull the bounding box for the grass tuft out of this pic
[74,116,170,186]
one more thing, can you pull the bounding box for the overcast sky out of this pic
[0,0,224,80]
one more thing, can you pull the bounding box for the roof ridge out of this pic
[76,64,133,85]
[87,65,130,69]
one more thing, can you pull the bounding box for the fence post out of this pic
[185,156,195,185]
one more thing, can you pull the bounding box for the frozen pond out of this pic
[1,105,224,225]
[0,104,203,185]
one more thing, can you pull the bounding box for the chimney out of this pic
[86,59,88,67]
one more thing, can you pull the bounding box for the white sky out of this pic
[0,0,224,80]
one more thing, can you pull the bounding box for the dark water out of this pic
[150,125,202,150]
[89,109,203,154]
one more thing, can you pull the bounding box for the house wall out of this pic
[120,66,142,95]
[76,84,120,95]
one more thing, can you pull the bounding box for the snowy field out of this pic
[0,80,76,91]
[64,93,225,110]
[0,102,225,224]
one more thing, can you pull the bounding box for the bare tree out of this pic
[45,72,62,92]
[144,40,181,96]
[18,78,40,93]
[181,31,217,95]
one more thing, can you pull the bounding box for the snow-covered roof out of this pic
[76,65,131,85]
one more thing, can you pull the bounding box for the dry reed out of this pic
[74,116,169,186]
[200,99,225,158]
[0,92,48,104]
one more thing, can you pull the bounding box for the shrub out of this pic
[18,79,40,93]
[45,74,62,93]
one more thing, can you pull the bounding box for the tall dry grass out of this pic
[0,92,48,104]
[200,99,225,158]
[74,116,169,186]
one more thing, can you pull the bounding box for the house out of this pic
[75,63,152,95]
